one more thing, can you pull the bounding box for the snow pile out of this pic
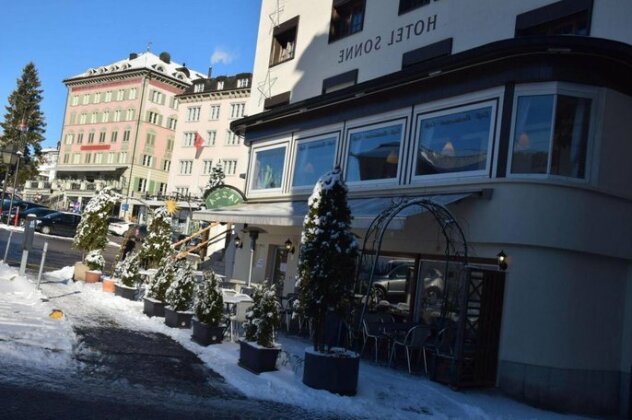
[0,263,76,369]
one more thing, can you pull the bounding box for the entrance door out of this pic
[270,246,289,297]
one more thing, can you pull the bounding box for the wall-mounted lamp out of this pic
[284,238,295,254]
[497,250,507,271]
[234,235,243,249]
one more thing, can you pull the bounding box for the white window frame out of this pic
[203,159,213,175]
[104,91,112,102]
[209,105,220,120]
[183,132,195,147]
[248,140,288,196]
[206,130,216,146]
[129,88,137,100]
[187,106,201,122]
[223,159,238,176]
[343,115,408,189]
[71,95,79,106]
[290,132,339,191]
[230,103,245,119]
[411,99,498,183]
[179,160,193,175]
[507,82,598,183]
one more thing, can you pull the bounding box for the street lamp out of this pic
[0,144,20,222]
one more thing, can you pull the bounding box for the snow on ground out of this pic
[3,266,583,419]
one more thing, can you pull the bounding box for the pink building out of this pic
[57,51,204,218]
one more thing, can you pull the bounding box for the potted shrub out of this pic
[72,187,117,281]
[164,260,195,328]
[139,207,172,269]
[84,250,105,283]
[143,255,175,317]
[115,251,141,300]
[191,270,226,345]
[296,168,360,395]
[239,281,281,374]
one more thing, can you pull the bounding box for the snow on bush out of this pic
[243,281,280,348]
[296,167,358,352]
[139,207,173,268]
[146,255,176,302]
[165,260,195,312]
[85,250,105,271]
[73,187,118,255]
[194,270,224,327]
[117,252,141,288]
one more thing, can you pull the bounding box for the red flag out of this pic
[194,132,204,159]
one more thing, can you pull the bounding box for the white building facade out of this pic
[195,1,632,416]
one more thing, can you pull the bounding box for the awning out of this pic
[192,191,481,230]
[56,165,127,173]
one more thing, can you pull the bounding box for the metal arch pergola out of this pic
[353,196,474,385]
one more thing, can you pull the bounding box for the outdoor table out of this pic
[223,293,253,313]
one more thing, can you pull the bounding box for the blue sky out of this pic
[0,0,262,149]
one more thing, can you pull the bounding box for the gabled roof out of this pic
[65,52,205,84]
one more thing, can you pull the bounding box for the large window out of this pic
[251,146,286,190]
[510,94,591,179]
[415,102,495,178]
[330,0,365,42]
[187,106,201,122]
[179,160,193,175]
[209,105,220,120]
[292,136,337,188]
[346,122,403,183]
[270,16,298,66]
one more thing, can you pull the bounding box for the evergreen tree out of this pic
[0,63,46,183]
[118,251,141,288]
[243,281,280,348]
[296,168,359,352]
[146,255,176,302]
[139,206,172,268]
[165,260,195,311]
[194,270,224,326]
[73,187,118,255]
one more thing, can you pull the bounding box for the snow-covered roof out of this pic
[67,52,205,84]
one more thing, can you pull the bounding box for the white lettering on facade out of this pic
[337,14,439,64]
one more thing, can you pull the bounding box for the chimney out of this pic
[129,53,138,60]
[208,66,212,79]
[159,52,171,64]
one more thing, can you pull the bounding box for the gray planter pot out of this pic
[164,306,193,329]
[302,349,360,396]
[143,297,165,317]
[114,284,137,301]
[239,340,281,374]
[191,318,226,346]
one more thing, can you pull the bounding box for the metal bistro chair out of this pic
[361,318,389,362]
[422,325,457,376]
[389,325,432,374]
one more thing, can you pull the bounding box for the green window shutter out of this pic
[133,177,140,192]
[149,180,156,193]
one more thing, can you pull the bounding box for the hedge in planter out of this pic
[295,168,360,395]
[143,255,176,317]
[191,270,226,345]
[240,281,281,374]
[115,251,141,300]
[164,260,195,328]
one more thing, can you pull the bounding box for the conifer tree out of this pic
[194,270,224,327]
[165,260,196,311]
[139,207,172,268]
[296,168,359,352]
[244,281,280,348]
[146,255,176,302]
[73,187,118,255]
[0,63,46,182]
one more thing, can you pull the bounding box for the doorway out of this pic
[267,245,289,298]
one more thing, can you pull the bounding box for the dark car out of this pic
[2,206,55,225]
[35,212,81,236]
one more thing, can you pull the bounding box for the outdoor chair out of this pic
[230,301,252,341]
[422,325,456,375]
[388,325,432,374]
[361,318,389,362]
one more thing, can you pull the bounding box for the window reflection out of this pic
[416,106,493,176]
[292,137,336,188]
[252,147,286,190]
[347,124,402,182]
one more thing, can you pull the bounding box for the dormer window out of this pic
[270,16,299,66]
[217,81,224,90]
[194,83,204,93]
[237,78,250,88]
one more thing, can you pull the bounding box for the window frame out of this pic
[507,82,597,183]
[269,16,299,67]
[290,132,339,191]
[411,99,499,183]
[329,0,366,43]
[248,140,289,196]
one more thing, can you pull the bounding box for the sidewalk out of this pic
[0,263,583,419]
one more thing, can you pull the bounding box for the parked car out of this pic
[35,212,81,236]
[372,261,447,304]
[2,206,56,225]
[107,217,134,236]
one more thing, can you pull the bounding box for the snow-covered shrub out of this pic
[165,260,195,312]
[73,187,118,255]
[118,252,141,287]
[194,270,224,326]
[243,281,280,348]
[146,255,176,302]
[139,207,173,268]
[85,250,105,271]
[296,167,359,352]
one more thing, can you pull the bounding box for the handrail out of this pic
[172,223,215,248]
[175,227,232,260]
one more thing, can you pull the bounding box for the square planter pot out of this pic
[114,284,138,301]
[143,297,165,318]
[191,318,226,346]
[102,278,116,293]
[302,348,360,396]
[85,270,102,283]
[239,340,281,374]
[164,306,193,329]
